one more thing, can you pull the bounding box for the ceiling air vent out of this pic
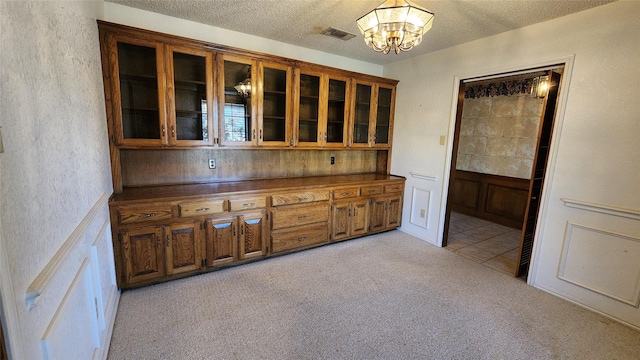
[320,27,356,41]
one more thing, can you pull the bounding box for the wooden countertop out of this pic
[110,173,406,205]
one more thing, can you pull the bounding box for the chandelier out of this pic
[234,67,252,98]
[356,0,434,55]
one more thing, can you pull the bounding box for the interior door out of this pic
[515,70,562,277]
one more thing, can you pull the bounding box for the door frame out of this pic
[438,55,575,284]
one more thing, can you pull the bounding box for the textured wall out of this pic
[0,1,113,359]
[456,95,543,179]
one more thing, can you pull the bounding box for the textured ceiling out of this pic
[106,0,613,65]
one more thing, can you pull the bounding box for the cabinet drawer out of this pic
[179,199,226,217]
[271,223,329,253]
[229,196,266,211]
[360,185,383,196]
[117,204,173,225]
[333,187,359,199]
[271,191,330,207]
[384,183,404,194]
[271,203,329,230]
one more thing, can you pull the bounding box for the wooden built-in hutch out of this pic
[98,21,405,289]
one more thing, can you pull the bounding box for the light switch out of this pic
[439,135,446,146]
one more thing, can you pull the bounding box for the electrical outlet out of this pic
[330,156,335,165]
[208,158,216,169]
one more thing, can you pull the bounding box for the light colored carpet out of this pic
[108,230,640,359]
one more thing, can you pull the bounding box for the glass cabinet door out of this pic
[167,46,213,145]
[351,81,374,147]
[295,70,322,146]
[218,55,256,146]
[112,37,167,145]
[325,76,349,147]
[373,85,394,148]
[259,61,291,146]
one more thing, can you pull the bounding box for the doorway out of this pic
[443,66,563,278]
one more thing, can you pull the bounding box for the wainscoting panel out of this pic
[410,187,431,229]
[558,222,640,307]
[450,170,529,228]
[26,193,119,360]
[41,261,99,360]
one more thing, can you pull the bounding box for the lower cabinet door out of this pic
[164,221,202,275]
[351,199,370,236]
[205,217,238,267]
[121,225,166,286]
[331,201,351,241]
[386,195,403,229]
[370,196,387,232]
[239,212,267,260]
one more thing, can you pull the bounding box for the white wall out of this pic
[102,2,384,77]
[386,1,640,328]
[0,1,118,359]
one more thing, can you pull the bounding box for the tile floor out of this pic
[446,212,522,276]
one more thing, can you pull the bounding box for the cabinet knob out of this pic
[161,125,166,137]
[171,125,175,138]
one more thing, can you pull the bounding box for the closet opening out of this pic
[442,66,563,279]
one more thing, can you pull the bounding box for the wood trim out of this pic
[561,198,640,220]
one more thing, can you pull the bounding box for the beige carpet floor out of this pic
[108,230,640,359]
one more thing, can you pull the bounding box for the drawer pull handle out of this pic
[298,215,307,220]
[298,236,307,241]
[242,203,255,207]
[195,207,210,212]
[140,213,156,218]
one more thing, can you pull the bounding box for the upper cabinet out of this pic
[217,54,257,147]
[349,80,395,148]
[294,67,323,147]
[293,69,351,148]
[372,84,395,148]
[107,34,168,146]
[98,22,396,151]
[258,61,293,147]
[325,74,351,148]
[166,45,214,146]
